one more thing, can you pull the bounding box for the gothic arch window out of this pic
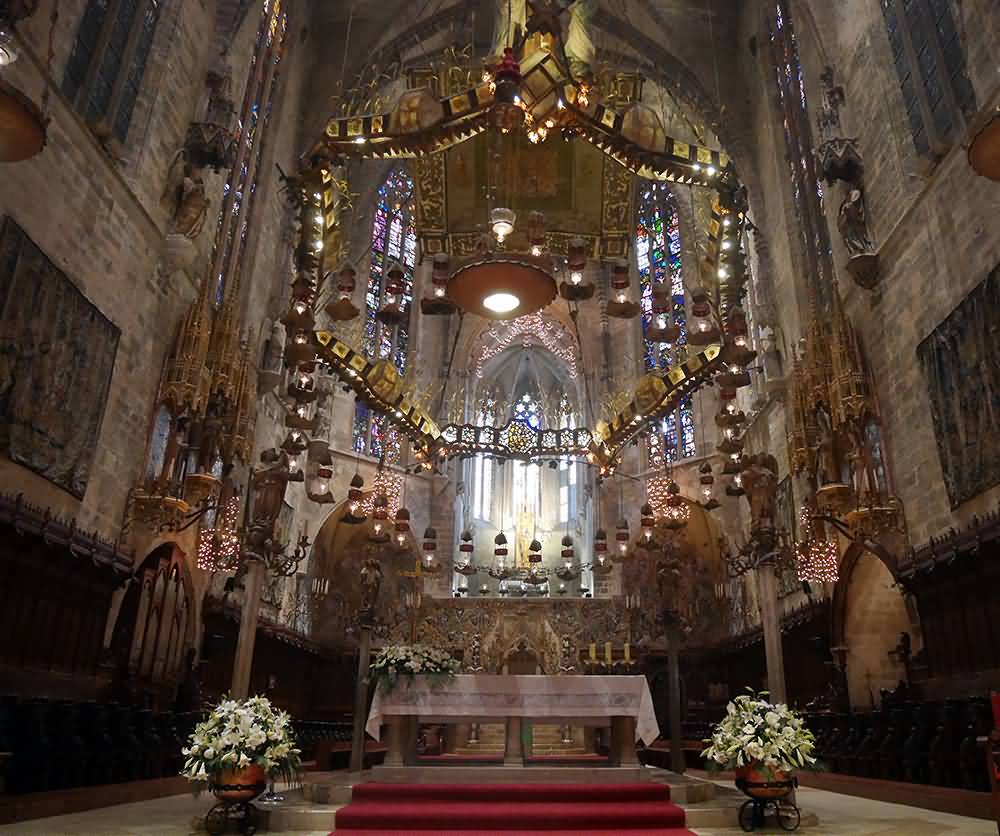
[209,0,288,306]
[879,0,976,156]
[62,0,165,143]
[768,1,833,297]
[635,181,695,463]
[472,409,494,522]
[353,168,417,458]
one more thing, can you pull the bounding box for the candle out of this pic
[604,641,612,664]
[589,642,597,661]
[624,643,631,662]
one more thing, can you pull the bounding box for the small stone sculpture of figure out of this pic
[814,404,841,486]
[163,153,210,240]
[360,557,384,618]
[197,391,224,474]
[246,448,291,554]
[741,453,780,536]
[837,188,874,256]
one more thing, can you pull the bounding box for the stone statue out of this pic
[815,404,841,486]
[197,390,224,473]
[246,448,291,554]
[163,153,210,240]
[360,557,383,617]
[837,187,875,256]
[740,453,780,536]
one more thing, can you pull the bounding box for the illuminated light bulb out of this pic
[570,270,583,285]
[564,561,572,570]
[396,532,406,547]
[314,240,323,252]
[735,334,748,347]
[734,473,743,487]
[726,403,736,414]
[513,95,521,105]
[706,165,717,176]
[656,314,667,328]
[349,500,360,514]
[317,478,329,494]
[721,239,732,250]
[288,455,300,472]
[294,333,307,344]
[617,542,627,556]
[298,373,311,386]
[293,301,308,315]
[354,136,367,144]
[692,163,702,172]
[434,286,445,297]
[296,405,308,417]
[315,213,324,225]
[557,98,565,109]
[702,485,712,500]
[718,267,728,279]
[347,369,357,377]
[374,522,383,535]
[291,430,302,442]
[723,217,732,228]
[313,192,322,200]
[616,291,627,304]
[531,244,543,257]
[545,119,554,128]
[697,320,710,332]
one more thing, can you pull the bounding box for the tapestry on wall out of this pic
[0,217,120,498]
[917,262,1000,509]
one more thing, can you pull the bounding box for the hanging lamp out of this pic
[606,259,640,319]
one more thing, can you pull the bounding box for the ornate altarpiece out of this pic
[0,217,120,497]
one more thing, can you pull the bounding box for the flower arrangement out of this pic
[370,643,460,693]
[701,691,818,776]
[180,695,302,789]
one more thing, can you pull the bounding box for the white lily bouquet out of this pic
[370,643,460,693]
[701,691,818,776]
[180,695,302,789]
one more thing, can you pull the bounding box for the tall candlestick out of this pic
[589,642,597,661]
[604,641,612,664]
[624,643,631,662]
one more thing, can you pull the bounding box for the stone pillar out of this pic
[611,716,639,766]
[231,557,265,699]
[383,716,405,767]
[504,716,523,766]
[665,615,685,774]
[349,623,373,773]
[756,558,787,704]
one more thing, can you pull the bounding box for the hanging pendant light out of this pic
[455,529,478,576]
[0,5,49,163]
[662,481,690,530]
[421,253,456,315]
[376,262,407,326]
[528,211,546,257]
[394,505,410,548]
[529,538,544,564]
[490,206,517,244]
[325,265,360,321]
[343,472,366,523]
[640,503,655,543]
[560,237,595,301]
[489,531,511,580]
[699,461,720,510]
[370,493,390,542]
[614,517,630,559]
[606,260,640,319]
[490,47,525,134]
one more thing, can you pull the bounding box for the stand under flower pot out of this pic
[735,769,800,832]
[205,766,266,835]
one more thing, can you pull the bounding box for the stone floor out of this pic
[0,785,995,835]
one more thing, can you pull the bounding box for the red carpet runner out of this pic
[332,782,698,835]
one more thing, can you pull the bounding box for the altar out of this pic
[366,674,659,767]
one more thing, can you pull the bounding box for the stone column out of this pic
[231,557,265,699]
[383,716,405,767]
[756,557,787,704]
[504,716,523,766]
[665,614,685,774]
[612,716,639,766]
[349,622,374,773]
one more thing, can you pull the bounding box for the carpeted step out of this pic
[336,830,698,836]
[350,782,671,803]
[335,782,693,832]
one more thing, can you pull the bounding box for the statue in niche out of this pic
[837,188,875,257]
[246,448,291,554]
[360,557,383,618]
[197,390,225,473]
[740,453,780,537]
[515,504,535,567]
[814,404,841,486]
[162,154,210,240]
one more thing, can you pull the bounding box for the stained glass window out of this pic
[353,168,416,458]
[880,0,975,157]
[209,0,287,306]
[514,394,542,430]
[768,2,833,301]
[636,181,694,463]
[63,0,165,143]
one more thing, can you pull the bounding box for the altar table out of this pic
[365,674,660,767]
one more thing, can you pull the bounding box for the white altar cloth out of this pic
[366,674,660,745]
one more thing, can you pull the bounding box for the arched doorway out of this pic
[835,546,914,709]
[110,543,194,705]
